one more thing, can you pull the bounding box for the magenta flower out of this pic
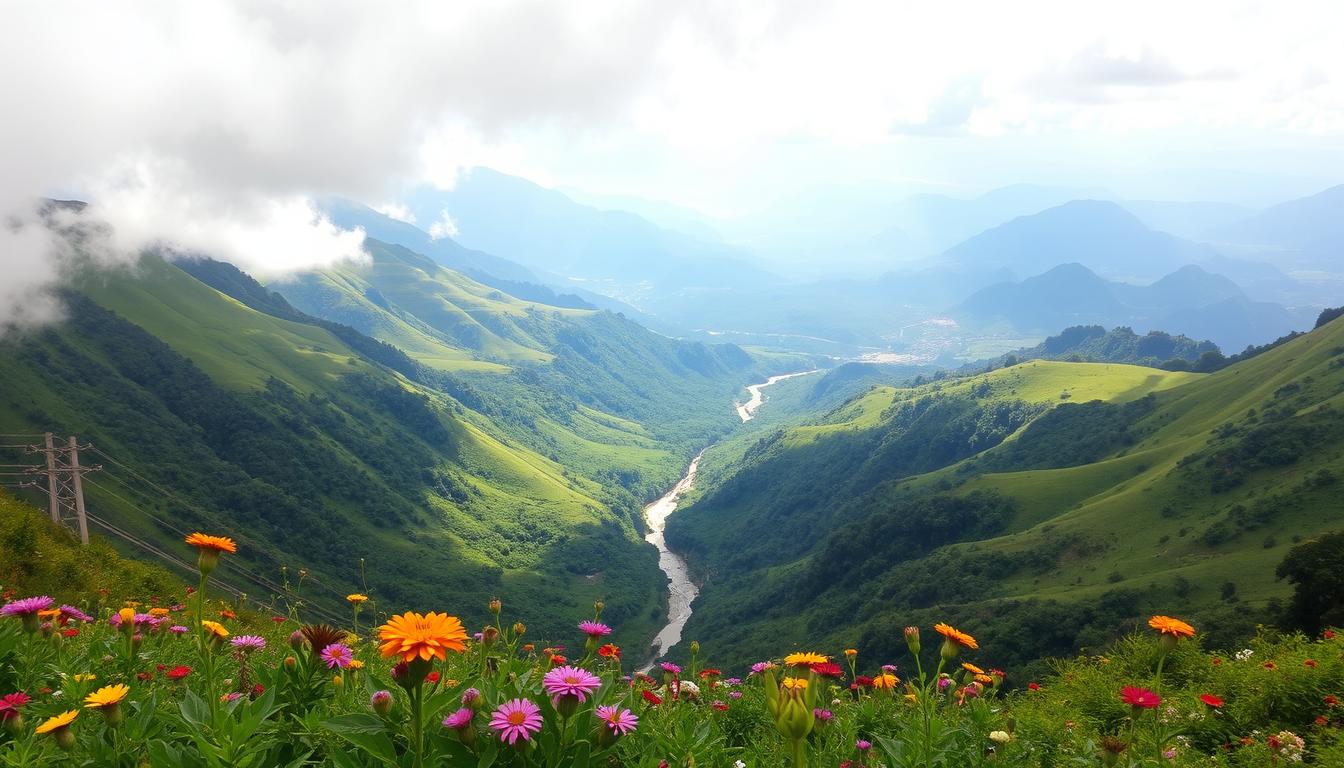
[461,688,481,706]
[231,635,267,653]
[542,665,603,702]
[320,643,353,669]
[443,707,473,730]
[1,596,53,617]
[595,704,638,736]
[59,605,93,623]
[222,692,243,703]
[489,698,543,744]
[0,692,32,722]
[659,662,682,675]
[857,740,872,751]
[881,664,898,673]
[578,620,612,638]
[750,661,774,675]
[169,625,189,635]
[813,708,833,722]
[729,691,743,700]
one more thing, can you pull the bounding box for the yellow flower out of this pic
[73,673,97,683]
[903,693,918,704]
[780,677,808,690]
[974,673,994,685]
[934,623,978,650]
[347,593,369,604]
[35,709,78,734]
[872,672,900,689]
[184,533,237,553]
[783,651,828,667]
[149,607,171,617]
[84,684,130,709]
[348,659,365,670]
[118,607,135,624]
[201,620,230,639]
[962,662,985,675]
[843,648,858,658]
[1148,615,1196,638]
[377,611,468,662]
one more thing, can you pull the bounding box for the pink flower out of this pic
[1121,686,1161,709]
[320,643,353,669]
[579,620,612,638]
[542,666,602,702]
[595,704,638,736]
[856,740,872,751]
[0,692,32,722]
[0,596,53,617]
[443,707,474,730]
[59,605,93,623]
[750,661,774,675]
[659,662,682,675]
[489,698,543,744]
[230,635,266,653]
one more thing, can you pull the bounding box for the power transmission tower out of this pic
[23,433,99,544]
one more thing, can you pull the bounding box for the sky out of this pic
[2,0,1342,330]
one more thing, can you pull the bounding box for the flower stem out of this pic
[410,682,425,768]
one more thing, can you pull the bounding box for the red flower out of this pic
[425,671,440,684]
[549,654,567,666]
[1263,661,1277,670]
[1317,715,1329,726]
[1212,657,1223,666]
[642,690,662,706]
[1305,659,1319,668]
[137,672,154,681]
[219,609,237,620]
[167,665,192,680]
[252,683,265,696]
[1028,682,1041,691]
[272,616,287,623]
[1325,695,1339,708]
[1326,630,1337,640]
[711,701,728,711]
[598,643,621,659]
[1199,694,1224,708]
[61,628,79,638]
[809,662,843,678]
[854,675,874,688]
[1121,686,1161,709]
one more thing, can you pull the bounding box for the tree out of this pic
[1276,531,1344,635]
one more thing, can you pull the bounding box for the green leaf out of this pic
[322,714,398,765]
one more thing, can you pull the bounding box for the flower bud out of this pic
[289,630,304,651]
[689,640,700,656]
[482,626,499,647]
[904,626,921,656]
[513,622,526,637]
[55,727,76,751]
[130,634,143,652]
[284,656,297,670]
[370,690,394,716]
[332,675,343,690]
[488,598,502,616]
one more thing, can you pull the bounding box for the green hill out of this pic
[665,317,1344,676]
[0,249,795,649]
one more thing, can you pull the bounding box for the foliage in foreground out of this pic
[3,532,1344,767]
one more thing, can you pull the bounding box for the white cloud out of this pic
[374,203,417,225]
[427,211,460,241]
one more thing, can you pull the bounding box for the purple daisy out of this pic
[169,625,189,635]
[231,635,267,653]
[443,707,473,730]
[1,596,53,617]
[857,740,872,751]
[489,698,543,744]
[658,662,682,675]
[542,665,602,702]
[578,620,612,638]
[813,708,833,722]
[750,661,774,675]
[595,704,638,736]
[320,643,353,669]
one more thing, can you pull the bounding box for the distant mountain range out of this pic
[1208,184,1344,271]
[955,262,1316,353]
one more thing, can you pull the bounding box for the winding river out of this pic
[642,370,818,665]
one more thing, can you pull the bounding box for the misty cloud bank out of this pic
[0,0,685,334]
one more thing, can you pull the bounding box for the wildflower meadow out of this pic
[2,533,1342,766]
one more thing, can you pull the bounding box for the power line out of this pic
[80,474,349,627]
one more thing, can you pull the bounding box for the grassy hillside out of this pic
[665,320,1344,676]
[0,259,666,647]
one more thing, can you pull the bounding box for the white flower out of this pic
[734,761,747,768]
[1235,648,1254,661]
[989,731,1011,744]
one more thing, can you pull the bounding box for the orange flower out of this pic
[1148,616,1195,638]
[961,662,985,675]
[35,709,78,733]
[200,620,229,639]
[872,672,900,689]
[378,611,467,662]
[184,533,237,554]
[934,623,978,650]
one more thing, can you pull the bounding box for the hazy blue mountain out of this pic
[395,168,776,307]
[1119,199,1254,240]
[557,188,724,243]
[1209,184,1344,270]
[323,197,539,283]
[943,200,1219,281]
[956,263,1314,352]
